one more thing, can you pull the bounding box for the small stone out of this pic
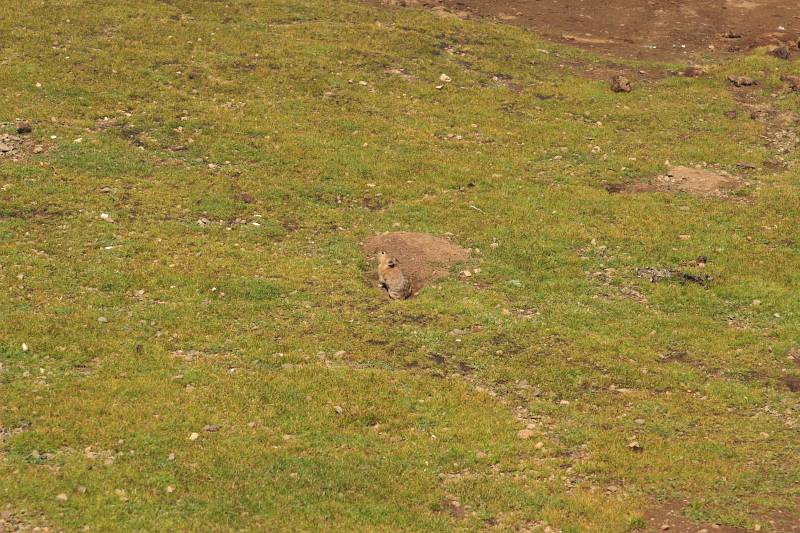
[439,73,451,83]
[534,441,544,449]
[22,343,29,352]
[16,122,32,134]
[32,145,44,154]
[781,75,800,92]
[189,432,200,441]
[56,493,68,502]
[203,424,220,432]
[610,75,632,93]
[0,143,12,153]
[634,418,645,425]
[333,405,343,414]
[772,45,790,60]
[628,440,643,452]
[166,485,175,493]
[97,316,108,323]
[240,193,254,204]
[727,75,757,87]
[168,453,176,460]
[679,234,691,240]
[517,429,535,440]
[752,299,761,306]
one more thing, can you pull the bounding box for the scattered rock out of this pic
[783,375,800,392]
[727,75,757,87]
[637,267,712,286]
[636,501,751,533]
[441,498,467,520]
[188,432,200,441]
[781,75,800,92]
[679,66,706,78]
[772,44,791,60]
[609,166,745,197]
[628,440,643,452]
[721,30,742,39]
[0,143,12,153]
[202,424,220,432]
[517,429,535,440]
[55,493,68,502]
[15,122,32,134]
[610,75,632,92]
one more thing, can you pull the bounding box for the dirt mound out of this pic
[367,0,800,61]
[608,166,747,197]
[363,232,470,295]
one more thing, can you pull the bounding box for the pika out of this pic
[377,251,412,300]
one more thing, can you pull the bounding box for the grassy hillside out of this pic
[1,1,798,531]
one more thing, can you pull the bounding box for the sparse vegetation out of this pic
[1,1,799,531]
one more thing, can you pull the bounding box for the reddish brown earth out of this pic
[371,0,800,61]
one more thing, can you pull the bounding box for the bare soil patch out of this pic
[0,132,45,162]
[368,0,800,61]
[637,502,747,532]
[607,166,747,197]
[0,509,53,532]
[728,83,800,165]
[637,501,800,533]
[363,231,470,295]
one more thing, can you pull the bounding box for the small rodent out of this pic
[377,251,412,300]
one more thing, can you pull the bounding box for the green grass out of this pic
[1,0,799,531]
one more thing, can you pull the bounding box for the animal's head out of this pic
[377,250,397,267]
